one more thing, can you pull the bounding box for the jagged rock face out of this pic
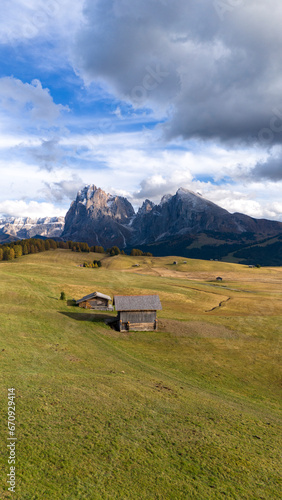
[4,184,281,249]
[62,185,282,248]
[131,188,261,244]
[137,199,155,215]
[0,217,65,242]
[62,185,135,248]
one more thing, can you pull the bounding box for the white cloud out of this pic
[0,0,84,45]
[198,185,282,221]
[0,77,69,124]
[0,160,84,215]
[0,199,65,218]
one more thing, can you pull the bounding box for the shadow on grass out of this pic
[59,312,116,324]
[67,299,76,306]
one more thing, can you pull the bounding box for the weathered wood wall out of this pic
[79,298,110,310]
[120,311,156,323]
[117,311,157,331]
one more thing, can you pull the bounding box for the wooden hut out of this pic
[76,292,113,310]
[113,295,162,332]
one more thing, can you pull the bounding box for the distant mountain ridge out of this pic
[1,185,282,264]
[62,185,282,249]
[0,216,64,243]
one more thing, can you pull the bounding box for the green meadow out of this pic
[0,250,281,499]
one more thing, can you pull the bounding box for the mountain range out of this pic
[0,217,64,243]
[1,184,282,265]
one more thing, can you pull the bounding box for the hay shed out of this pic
[113,295,162,332]
[76,292,113,310]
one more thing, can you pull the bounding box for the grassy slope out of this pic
[0,250,281,499]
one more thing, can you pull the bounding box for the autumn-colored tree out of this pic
[107,246,121,256]
[93,260,102,267]
[3,247,14,260]
[14,245,23,258]
[130,248,143,256]
[91,245,105,254]
[49,239,57,250]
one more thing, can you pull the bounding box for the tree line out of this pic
[106,246,152,257]
[0,238,106,261]
[0,239,153,261]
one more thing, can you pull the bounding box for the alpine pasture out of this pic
[0,249,281,499]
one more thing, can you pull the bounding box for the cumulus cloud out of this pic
[204,187,282,221]
[0,77,68,123]
[0,199,65,218]
[133,170,193,201]
[72,0,282,144]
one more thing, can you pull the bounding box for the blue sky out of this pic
[0,0,282,220]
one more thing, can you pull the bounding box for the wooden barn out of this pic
[113,295,162,332]
[76,292,113,311]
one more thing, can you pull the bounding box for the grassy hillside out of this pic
[134,231,282,266]
[0,250,281,499]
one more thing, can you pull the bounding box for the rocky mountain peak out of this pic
[77,184,98,203]
[62,184,135,248]
[174,187,228,214]
[176,187,209,203]
[160,194,173,206]
[75,185,109,211]
[137,199,155,215]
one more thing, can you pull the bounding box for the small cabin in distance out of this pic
[113,295,162,332]
[76,292,113,311]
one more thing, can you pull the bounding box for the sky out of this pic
[0,0,282,220]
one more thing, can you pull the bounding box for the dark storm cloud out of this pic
[72,0,282,145]
[251,155,282,181]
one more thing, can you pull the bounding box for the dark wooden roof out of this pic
[76,292,111,304]
[113,295,162,311]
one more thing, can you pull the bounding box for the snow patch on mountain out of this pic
[0,216,65,240]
